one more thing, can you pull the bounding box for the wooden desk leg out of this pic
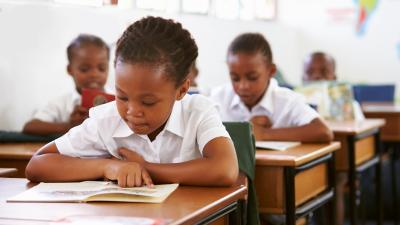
[328,152,337,225]
[347,135,358,225]
[392,143,399,225]
[285,167,296,225]
[375,132,383,225]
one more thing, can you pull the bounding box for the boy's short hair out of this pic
[67,34,110,63]
[115,16,198,87]
[307,51,336,72]
[228,33,273,64]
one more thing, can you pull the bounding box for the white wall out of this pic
[0,0,399,131]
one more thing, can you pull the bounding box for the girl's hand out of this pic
[250,115,272,140]
[103,160,153,188]
[118,148,146,166]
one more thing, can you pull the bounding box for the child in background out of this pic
[300,51,365,121]
[187,60,200,94]
[22,34,110,135]
[26,16,238,188]
[210,33,333,142]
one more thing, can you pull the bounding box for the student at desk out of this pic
[26,17,238,188]
[209,33,333,142]
[22,34,110,136]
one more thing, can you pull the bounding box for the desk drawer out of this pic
[335,135,375,171]
[255,162,328,214]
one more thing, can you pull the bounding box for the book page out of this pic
[7,181,178,203]
[51,215,169,225]
[256,141,301,151]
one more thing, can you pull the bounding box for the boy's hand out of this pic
[250,115,272,140]
[69,105,88,128]
[103,160,153,188]
[118,148,146,166]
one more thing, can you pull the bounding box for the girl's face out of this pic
[227,52,276,110]
[115,61,189,141]
[68,45,109,94]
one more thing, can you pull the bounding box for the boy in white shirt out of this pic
[26,17,238,188]
[23,34,110,135]
[210,33,333,142]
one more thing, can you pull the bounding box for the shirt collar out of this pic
[111,99,184,139]
[229,78,277,113]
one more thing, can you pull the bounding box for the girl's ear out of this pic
[268,63,277,78]
[67,64,73,76]
[176,79,190,100]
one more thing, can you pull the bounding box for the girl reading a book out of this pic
[26,16,238,188]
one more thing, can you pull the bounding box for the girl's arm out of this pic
[253,118,333,142]
[26,142,152,187]
[23,119,71,135]
[119,137,239,187]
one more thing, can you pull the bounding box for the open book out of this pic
[256,141,301,151]
[7,181,178,203]
[51,215,168,225]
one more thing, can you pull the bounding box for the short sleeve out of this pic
[32,101,62,123]
[286,96,320,126]
[196,106,231,152]
[55,117,109,158]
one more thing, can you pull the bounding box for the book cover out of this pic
[256,141,301,151]
[7,181,178,203]
[81,88,115,109]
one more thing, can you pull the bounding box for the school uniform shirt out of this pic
[55,94,230,163]
[209,78,320,128]
[32,90,81,123]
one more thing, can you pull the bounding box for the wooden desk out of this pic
[0,143,44,178]
[362,103,400,224]
[362,104,400,142]
[0,178,247,225]
[255,142,340,225]
[327,119,385,225]
[0,168,17,177]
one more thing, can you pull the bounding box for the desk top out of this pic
[256,142,340,167]
[0,143,45,160]
[326,119,385,135]
[0,168,17,177]
[362,103,400,114]
[0,178,247,225]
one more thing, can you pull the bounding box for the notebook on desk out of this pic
[255,141,301,151]
[7,181,178,204]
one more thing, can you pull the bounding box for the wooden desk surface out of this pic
[0,143,44,160]
[256,142,340,167]
[362,103,400,142]
[0,178,247,225]
[0,168,17,177]
[326,119,385,135]
[362,103,400,114]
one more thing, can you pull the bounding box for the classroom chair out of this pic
[352,84,395,104]
[223,122,260,225]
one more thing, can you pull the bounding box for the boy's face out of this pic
[67,45,109,94]
[115,61,188,141]
[227,52,276,109]
[303,54,336,83]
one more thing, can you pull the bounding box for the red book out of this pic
[81,88,115,109]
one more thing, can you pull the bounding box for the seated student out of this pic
[22,34,110,136]
[301,51,365,121]
[25,16,238,188]
[209,33,333,142]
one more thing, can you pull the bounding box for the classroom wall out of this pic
[0,0,399,131]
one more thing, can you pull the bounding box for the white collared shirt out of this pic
[55,94,230,163]
[209,78,320,128]
[32,90,81,123]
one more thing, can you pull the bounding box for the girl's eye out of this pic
[117,96,128,102]
[142,101,156,106]
[79,67,89,73]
